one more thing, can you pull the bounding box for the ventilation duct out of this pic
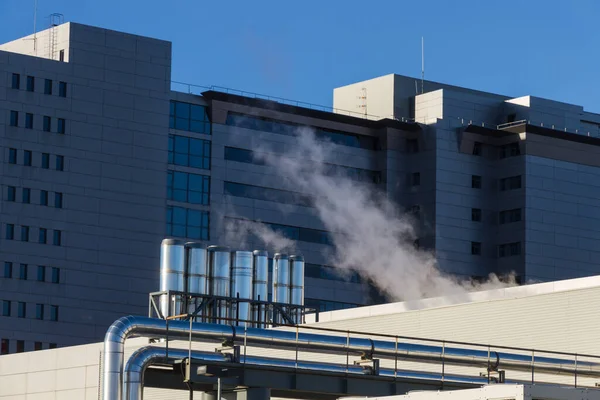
[289,255,305,324]
[252,250,269,328]
[230,250,253,326]
[184,242,207,320]
[159,239,185,318]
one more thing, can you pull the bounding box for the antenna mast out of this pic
[421,36,425,94]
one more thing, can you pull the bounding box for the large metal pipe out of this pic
[103,316,600,400]
[252,250,269,328]
[289,255,305,324]
[207,246,230,323]
[272,253,290,324]
[185,242,208,321]
[159,239,185,318]
[230,251,253,326]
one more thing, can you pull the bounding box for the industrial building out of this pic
[3,19,600,356]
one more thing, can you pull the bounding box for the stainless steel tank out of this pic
[159,239,185,318]
[185,242,207,321]
[230,251,253,326]
[289,255,305,324]
[252,250,269,328]
[207,245,231,324]
[272,253,290,324]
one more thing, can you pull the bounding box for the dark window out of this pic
[499,208,522,224]
[9,110,18,127]
[57,118,65,134]
[58,81,67,97]
[21,226,29,242]
[507,113,517,123]
[37,266,45,282]
[55,155,64,171]
[471,208,482,222]
[25,113,33,129]
[225,217,332,246]
[59,50,65,62]
[24,150,32,166]
[49,343,57,349]
[17,302,26,318]
[166,206,210,240]
[0,339,8,355]
[471,175,482,189]
[35,304,44,320]
[8,148,17,164]
[224,181,311,207]
[499,142,521,159]
[6,224,14,240]
[22,188,30,204]
[411,172,421,186]
[34,342,43,351]
[16,340,24,353]
[169,101,211,134]
[472,142,482,156]
[7,186,16,202]
[41,153,50,169]
[11,73,20,89]
[43,116,51,132]
[499,176,522,191]
[3,262,12,278]
[50,305,58,321]
[224,147,261,165]
[167,171,210,205]
[19,264,27,280]
[499,242,522,257]
[471,241,482,255]
[26,76,34,92]
[40,191,48,206]
[168,135,211,169]
[44,79,52,95]
[53,230,62,246]
[39,228,47,244]
[409,205,421,218]
[305,263,361,283]
[2,301,10,317]
[51,267,60,284]
[406,138,419,153]
[54,192,63,208]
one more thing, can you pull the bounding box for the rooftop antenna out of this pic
[421,36,425,94]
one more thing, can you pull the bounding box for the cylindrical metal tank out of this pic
[185,242,208,321]
[207,245,231,324]
[289,255,305,324]
[230,251,253,326]
[272,253,290,324]
[159,239,185,318]
[252,250,269,328]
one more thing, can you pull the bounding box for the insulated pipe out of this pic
[272,253,290,324]
[207,246,231,323]
[230,251,253,326]
[289,255,305,324]
[159,239,185,318]
[252,250,269,328]
[185,242,208,321]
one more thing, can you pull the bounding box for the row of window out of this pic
[11,73,67,97]
[5,224,62,245]
[6,187,63,208]
[166,206,210,240]
[225,217,333,246]
[226,112,378,150]
[1,339,57,355]
[470,241,522,257]
[169,101,211,134]
[472,141,521,159]
[470,208,522,224]
[305,263,362,284]
[167,170,210,205]
[168,134,211,170]
[470,175,522,191]
[9,111,66,134]
[8,148,64,170]
[4,262,60,283]
[223,146,381,183]
[304,298,359,312]
[224,181,312,207]
[2,300,59,321]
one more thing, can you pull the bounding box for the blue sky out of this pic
[2,0,599,113]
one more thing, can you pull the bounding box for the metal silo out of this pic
[230,251,253,326]
[252,250,269,327]
[272,253,290,324]
[207,245,231,324]
[185,242,207,321]
[289,255,305,324]
[159,239,185,318]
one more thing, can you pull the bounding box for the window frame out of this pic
[9,110,18,127]
[37,265,46,282]
[26,76,35,92]
[8,148,18,164]
[25,113,34,129]
[44,79,53,95]
[11,73,20,89]
[53,230,62,246]
[39,227,47,244]
[6,224,15,240]
[23,150,32,166]
[55,155,64,171]
[7,186,16,202]
[21,226,30,242]
[58,81,67,97]
[17,302,26,318]
[57,118,66,134]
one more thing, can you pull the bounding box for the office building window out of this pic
[50,305,59,321]
[2,301,10,317]
[304,298,359,312]
[25,113,33,129]
[19,264,27,280]
[500,175,522,191]
[6,224,15,240]
[225,217,332,246]
[40,191,48,206]
[43,116,51,132]
[500,142,521,159]
[9,110,18,127]
[471,208,482,222]
[24,150,32,166]
[411,172,421,186]
[26,76,34,92]
[16,340,24,353]
[8,148,17,164]
[406,138,419,153]
[55,155,64,171]
[169,101,211,134]
[166,206,210,240]
[499,242,522,257]
[37,266,45,282]
[7,186,16,202]
[17,302,26,318]
[11,73,20,89]
[53,230,62,246]
[39,228,47,244]
[3,262,12,278]
[49,343,57,349]
[57,118,66,134]
[51,267,60,284]
[471,175,482,189]
[35,304,44,320]
[167,171,210,205]
[21,226,29,242]
[224,181,311,207]
[59,50,65,62]
[54,192,63,208]
[305,263,361,283]
[499,208,522,224]
[471,241,482,255]
[58,81,67,97]
[34,342,43,351]
[41,153,50,169]
[168,135,211,169]
[22,188,31,204]
[472,141,482,156]
[0,339,8,355]
[44,79,52,95]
